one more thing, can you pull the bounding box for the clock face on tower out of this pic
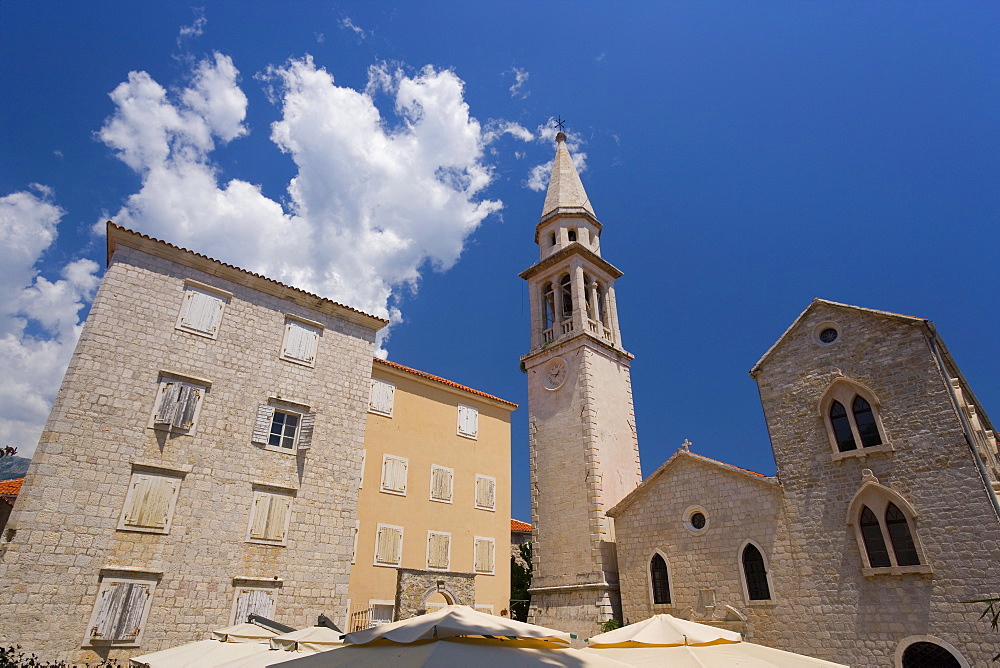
[543,358,568,390]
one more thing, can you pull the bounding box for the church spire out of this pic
[540,132,595,220]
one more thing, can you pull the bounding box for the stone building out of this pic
[347,357,516,629]
[0,223,386,663]
[524,135,1000,665]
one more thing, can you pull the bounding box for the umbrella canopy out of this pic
[130,638,271,668]
[212,622,280,643]
[270,626,344,653]
[342,605,571,646]
[269,637,632,668]
[586,614,741,647]
[581,643,848,667]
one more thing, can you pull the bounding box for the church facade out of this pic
[526,136,1000,666]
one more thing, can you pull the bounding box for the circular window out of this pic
[813,321,840,345]
[683,507,709,535]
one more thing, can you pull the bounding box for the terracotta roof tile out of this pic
[374,358,517,408]
[0,478,24,496]
[511,519,532,532]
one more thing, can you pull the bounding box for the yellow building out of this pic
[347,358,516,629]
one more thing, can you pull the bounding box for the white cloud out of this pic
[98,53,502,355]
[482,119,533,144]
[178,8,206,43]
[339,16,367,39]
[525,120,588,191]
[0,186,101,456]
[315,32,325,43]
[507,67,529,99]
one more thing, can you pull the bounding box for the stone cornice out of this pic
[518,241,623,282]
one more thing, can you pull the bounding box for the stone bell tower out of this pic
[520,132,642,635]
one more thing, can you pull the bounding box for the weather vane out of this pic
[554,116,566,132]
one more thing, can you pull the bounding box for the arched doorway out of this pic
[896,636,968,668]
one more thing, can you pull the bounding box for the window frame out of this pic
[380,455,408,496]
[847,480,931,576]
[738,540,775,605]
[148,374,209,435]
[280,316,322,368]
[457,404,479,440]
[426,530,452,571]
[429,465,454,504]
[251,400,315,454]
[473,536,495,575]
[116,471,183,535]
[245,489,294,547]
[373,523,404,568]
[368,378,396,417]
[175,280,230,340]
[647,549,673,607]
[474,474,496,511]
[84,575,158,647]
[819,380,892,460]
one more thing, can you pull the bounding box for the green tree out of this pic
[510,542,531,622]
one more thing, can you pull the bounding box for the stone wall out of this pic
[0,237,378,663]
[395,568,475,620]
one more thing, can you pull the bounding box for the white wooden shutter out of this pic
[249,495,272,540]
[375,525,402,565]
[474,538,495,574]
[251,404,275,444]
[91,582,150,641]
[369,379,395,415]
[154,382,181,425]
[458,405,478,438]
[181,289,223,334]
[263,495,291,541]
[352,521,359,563]
[427,532,450,570]
[297,411,315,450]
[234,589,276,624]
[174,386,200,430]
[283,321,319,362]
[430,466,453,502]
[124,475,177,529]
[475,475,496,510]
[381,457,407,494]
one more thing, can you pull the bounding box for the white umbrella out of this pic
[269,636,632,667]
[342,604,571,647]
[586,613,741,647]
[130,638,271,668]
[216,626,345,668]
[212,622,280,643]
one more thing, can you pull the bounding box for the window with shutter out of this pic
[88,579,154,646]
[119,472,182,534]
[374,524,403,566]
[247,492,292,545]
[281,318,321,366]
[427,531,450,570]
[380,455,408,495]
[474,537,495,574]
[232,589,276,624]
[177,285,227,338]
[151,377,206,434]
[369,379,395,416]
[457,404,478,439]
[474,475,496,511]
[352,521,360,564]
[429,466,454,503]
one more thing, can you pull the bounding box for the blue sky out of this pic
[2,2,998,523]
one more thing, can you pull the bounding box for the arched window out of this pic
[741,543,771,601]
[830,401,856,451]
[885,503,919,566]
[567,228,577,242]
[820,381,888,457]
[848,479,928,574]
[542,284,555,331]
[560,275,573,317]
[649,553,670,604]
[901,641,963,668]
[859,506,891,568]
[852,396,882,447]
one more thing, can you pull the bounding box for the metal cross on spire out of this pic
[553,116,566,132]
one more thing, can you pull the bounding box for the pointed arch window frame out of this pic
[846,481,932,576]
[646,549,674,608]
[737,540,776,606]
[819,380,893,461]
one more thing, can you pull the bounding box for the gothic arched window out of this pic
[848,481,928,574]
[859,505,891,568]
[821,382,888,457]
[741,543,771,601]
[885,502,920,566]
[649,553,670,604]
